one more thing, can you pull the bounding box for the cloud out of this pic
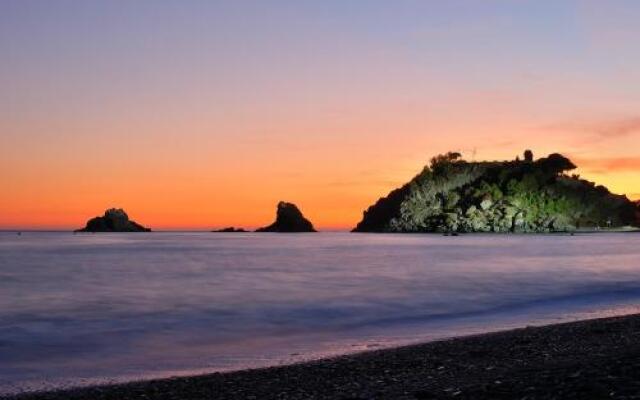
[592,118,640,139]
[573,156,640,173]
[542,117,640,143]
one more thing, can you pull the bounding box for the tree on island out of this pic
[524,149,534,162]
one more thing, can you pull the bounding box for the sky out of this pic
[2,0,640,230]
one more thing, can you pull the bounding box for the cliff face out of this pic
[76,208,151,232]
[256,202,316,232]
[353,151,639,233]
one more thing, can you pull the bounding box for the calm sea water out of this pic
[1,232,640,393]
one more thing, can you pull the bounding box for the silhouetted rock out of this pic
[353,151,639,233]
[213,227,247,233]
[256,202,316,232]
[76,208,151,232]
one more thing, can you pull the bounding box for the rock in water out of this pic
[76,208,151,232]
[213,227,247,232]
[353,151,639,233]
[256,202,317,232]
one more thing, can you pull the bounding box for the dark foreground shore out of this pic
[8,314,640,400]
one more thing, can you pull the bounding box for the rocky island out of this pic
[354,151,640,233]
[256,201,317,232]
[213,227,247,233]
[76,208,151,232]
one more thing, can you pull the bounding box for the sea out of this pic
[1,231,640,394]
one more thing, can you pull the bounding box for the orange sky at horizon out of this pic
[2,132,639,231]
[3,79,640,230]
[2,1,640,230]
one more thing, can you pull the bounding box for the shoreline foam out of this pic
[7,313,640,399]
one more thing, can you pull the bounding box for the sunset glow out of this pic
[2,1,640,230]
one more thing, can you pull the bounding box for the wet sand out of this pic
[7,313,640,399]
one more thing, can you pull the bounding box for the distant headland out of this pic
[76,208,151,232]
[353,150,640,233]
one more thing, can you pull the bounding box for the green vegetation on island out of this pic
[353,151,640,233]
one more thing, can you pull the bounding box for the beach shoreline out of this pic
[7,313,640,400]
